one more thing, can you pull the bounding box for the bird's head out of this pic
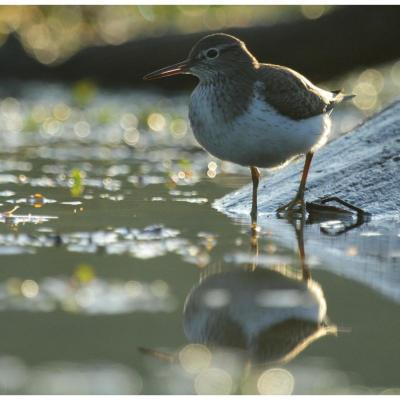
[143,33,258,82]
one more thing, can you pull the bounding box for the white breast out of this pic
[189,81,331,168]
[183,270,327,349]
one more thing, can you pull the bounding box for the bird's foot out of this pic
[276,196,305,217]
[250,207,257,226]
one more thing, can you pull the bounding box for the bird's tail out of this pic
[332,89,355,102]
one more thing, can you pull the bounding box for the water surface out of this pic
[0,81,399,395]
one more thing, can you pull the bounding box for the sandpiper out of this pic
[144,33,353,222]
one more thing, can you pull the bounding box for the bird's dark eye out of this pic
[205,48,219,59]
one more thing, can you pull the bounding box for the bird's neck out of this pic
[197,71,256,122]
[198,64,256,87]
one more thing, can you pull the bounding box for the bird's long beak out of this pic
[143,59,191,80]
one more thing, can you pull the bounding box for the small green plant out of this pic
[70,168,84,197]
[178,158,192,172]
[72,80,97,108]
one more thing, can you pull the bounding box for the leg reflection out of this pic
[290,215,311,281]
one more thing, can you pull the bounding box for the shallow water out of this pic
[0,81,399,394]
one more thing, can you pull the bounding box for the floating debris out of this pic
[0,190,15,197]
[128,175,166,186]
[99,193,125,201]
[0,275,176,315]
[6,194,57,207]
[0,225,189,260]
[173,198,208,204]
[0,206,58,227]
[106,164,131,176]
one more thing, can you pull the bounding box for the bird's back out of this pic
[257,63,348,120]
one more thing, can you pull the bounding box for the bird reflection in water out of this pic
[183,216,336,366]
[140,216,337,378]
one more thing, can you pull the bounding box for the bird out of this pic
[144,33,353,224]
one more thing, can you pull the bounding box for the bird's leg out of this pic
[277,151,314,214]
[293,215,311,281]
[296,151,314,204]
[250,166,260,225]
[245,218,259,272]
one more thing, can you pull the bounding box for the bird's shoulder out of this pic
[256,63,339,120]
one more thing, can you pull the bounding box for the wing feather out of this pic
[258,63,344,120]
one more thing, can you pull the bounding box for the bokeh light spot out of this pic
[147,113,166,132]
[21,279,39,298]
[178,344,211,374]
[257,368,294,395]
[194,367,233,395]
[170,118,187,138]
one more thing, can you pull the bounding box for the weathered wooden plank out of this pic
[214,101,400,303]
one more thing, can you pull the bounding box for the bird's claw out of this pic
[276,196,305,217]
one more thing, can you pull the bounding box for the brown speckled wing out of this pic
[259,63,339,120]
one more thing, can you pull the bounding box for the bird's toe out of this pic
[276,197,305,216]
